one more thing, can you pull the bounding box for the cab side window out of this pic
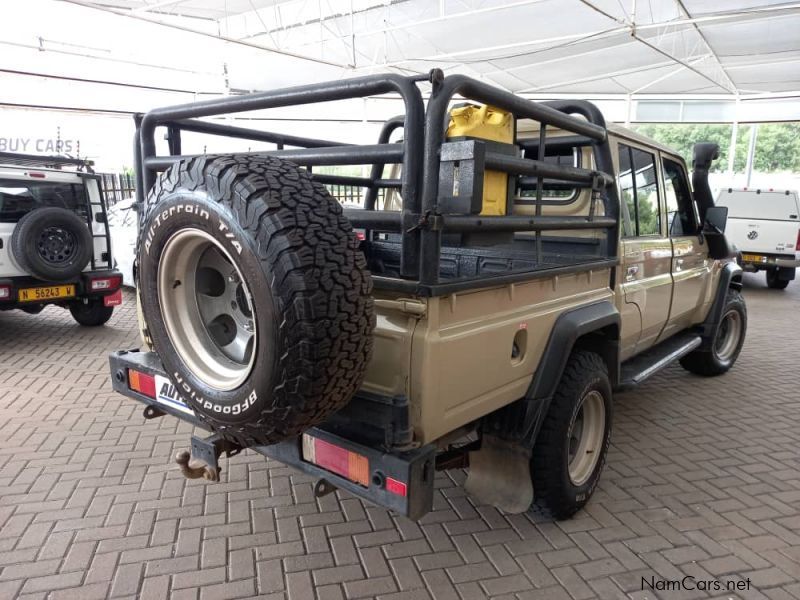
[662,157,698,236]
[618,144,660,237]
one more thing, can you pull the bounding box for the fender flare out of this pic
[492,301,620,448]
[528,301,621,402]
[701,261,743,337]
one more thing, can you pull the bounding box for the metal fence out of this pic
[325,184,364,206]
[98,173,369,209]
[100,172,136,206]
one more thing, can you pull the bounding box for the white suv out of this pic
[0,153,123,324]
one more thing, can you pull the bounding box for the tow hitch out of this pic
[175,433,242,482]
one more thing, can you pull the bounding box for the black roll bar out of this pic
[134,70,620,294]
[143,144,404,171]
[418,73,615,285]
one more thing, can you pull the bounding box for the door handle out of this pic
[675,258,684,271]
[625,265,639,281]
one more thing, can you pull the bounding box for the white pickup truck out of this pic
[716,188,800,289]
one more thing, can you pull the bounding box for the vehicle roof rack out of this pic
[0,151,94,172]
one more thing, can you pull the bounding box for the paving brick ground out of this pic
[1,273,799,600]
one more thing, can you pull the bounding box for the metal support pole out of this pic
[727,120,738,181]
[745,123,759,187]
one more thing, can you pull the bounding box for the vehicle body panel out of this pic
[407,267,613,444]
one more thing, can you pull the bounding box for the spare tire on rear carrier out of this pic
[137,155,375,447]
[11,207,93,281]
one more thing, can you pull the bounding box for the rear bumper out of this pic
[108,349,436,520]
[738,253,800,270]
[0,270,122,309]
[774,257,800,268]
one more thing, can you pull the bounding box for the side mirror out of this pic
[704,205,728,234]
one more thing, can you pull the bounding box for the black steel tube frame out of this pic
[143,143,404,171]
[134,70,620,295]
[138,74,426,264]
[419,73,616,286]
[364,115,405,210]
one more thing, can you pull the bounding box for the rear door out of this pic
[0,170,96,277]
[616,142,673,357]
[660,155,711,337]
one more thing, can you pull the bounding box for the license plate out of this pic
[154,374,195,416]
[741,254,768,264]
[18,284,75,302]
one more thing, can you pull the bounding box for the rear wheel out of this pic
[531,351,612,520]
[70,298,114,326]
[766,268,791,290]
[680,289,746,376]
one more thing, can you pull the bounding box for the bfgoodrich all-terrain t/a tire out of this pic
[530,351,612,520]
[137,155,375,447]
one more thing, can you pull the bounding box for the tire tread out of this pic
[139,155,374,446]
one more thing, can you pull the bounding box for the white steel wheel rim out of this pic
[715,309,741,362]
[158,228,257,391]
[567,390,606,486]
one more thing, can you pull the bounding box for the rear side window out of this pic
[0,179,89,223]
[718,190,799,221]
[518,146,581,203]
[618,144,660,236]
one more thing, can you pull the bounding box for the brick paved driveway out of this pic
[1,274,798,600]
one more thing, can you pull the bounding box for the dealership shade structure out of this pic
[1,0,798,169]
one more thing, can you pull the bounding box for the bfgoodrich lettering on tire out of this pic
[137,155,375,446]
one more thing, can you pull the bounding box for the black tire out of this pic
[766,269,790,290]
[137,155,374,447]
[679,289,746,376]
[531,351,612,520]
[11,207,93,281]
[20,305,45,315]
[70,298,114,326]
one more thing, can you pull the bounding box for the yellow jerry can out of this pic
[447,104,515,216]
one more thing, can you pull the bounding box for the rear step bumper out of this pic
[109,349,436,520]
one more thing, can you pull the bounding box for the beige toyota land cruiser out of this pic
[109,70,745,520]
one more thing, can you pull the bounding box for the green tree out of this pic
[633,123,736,172]
[751,123,800,172]
[631,122,800,174]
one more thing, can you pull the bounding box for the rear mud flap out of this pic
[465,434,533,514]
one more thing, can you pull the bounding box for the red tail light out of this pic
[89,274,122,291]
[27,172,46,179]
[302,434,370,487]
[796,228,800,251]
[128,369,156,398]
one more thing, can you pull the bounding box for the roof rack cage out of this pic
[0,152,94,172]
[134,69,620,295]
